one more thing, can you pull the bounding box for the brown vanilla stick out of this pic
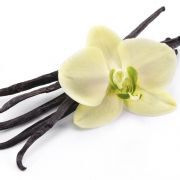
[17,97,77,171]
[165,38,178,54]
[0,101,77,149]
[124,6,165,39]
[0,82,60,113]
[162,36,180,49]
[0,114,53,149]
[175,49,178,55]
[0,71,58,96]
[0,94,66,130]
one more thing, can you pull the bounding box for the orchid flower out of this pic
[58,26,177,128]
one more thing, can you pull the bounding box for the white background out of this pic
[0,0,180,179]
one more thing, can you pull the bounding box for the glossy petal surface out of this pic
[118,39,176,89]
[74,93,123,128]
[59,47,109,106]
[125,88,176,116]
[87,26,122,69]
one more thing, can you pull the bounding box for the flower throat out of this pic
[109,66,141,100]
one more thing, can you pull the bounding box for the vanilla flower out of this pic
[58,26,176,128]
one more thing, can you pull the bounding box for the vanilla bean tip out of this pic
[161,6,165,11]
[124,6,166,39]
[17,152,27,171]
[175,49,178,55]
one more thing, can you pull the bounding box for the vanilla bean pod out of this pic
[162,38,178,54]
[162,36,180,49]
[0,94,66,130]
[17,97,77,170]
[0,102,77,149]
[124,6,165,39]
[0,82,60,113]
[0,114,53,149]
[0,71,58,96]
[175,49,178,55]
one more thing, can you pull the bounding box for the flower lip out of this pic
[109,66,141,100]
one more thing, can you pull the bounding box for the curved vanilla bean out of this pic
[0,102,78,149]
[17,97,77,170]
[0,71,58,96]
[0,82,60,113]
[124,6,165,39]
[162,36,180,49]
[0,94,66,130]
[0,114,53,149]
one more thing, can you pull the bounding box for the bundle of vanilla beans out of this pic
[0,6,179,171]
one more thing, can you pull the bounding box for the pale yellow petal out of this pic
[58,47,109,106]
[124,88,176,116]
[74,93,123,128]
[118,38,176,89]
[87,26,122,69]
